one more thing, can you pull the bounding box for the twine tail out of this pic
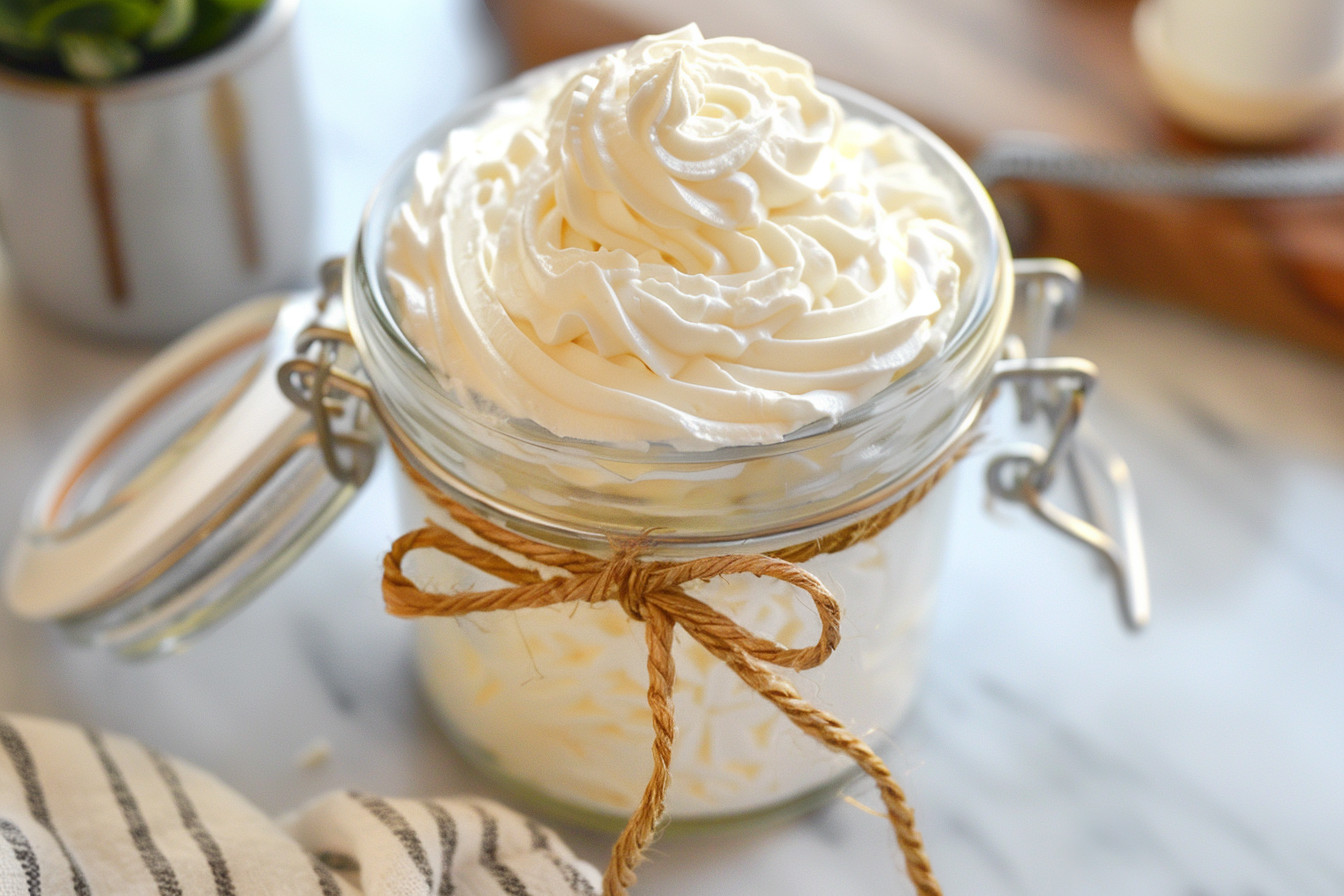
[700,638,943,896]
[603,604,677,896]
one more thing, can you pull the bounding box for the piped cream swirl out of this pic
[387,25,973,449]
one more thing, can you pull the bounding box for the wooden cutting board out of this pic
[486,0,1344,360]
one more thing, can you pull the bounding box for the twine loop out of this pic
[383,441,972,896]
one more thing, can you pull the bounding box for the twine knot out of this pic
[598,543,655,622]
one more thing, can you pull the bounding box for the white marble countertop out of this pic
[3,3,1343,894]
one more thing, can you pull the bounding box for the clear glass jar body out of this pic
[345,62,1014,826]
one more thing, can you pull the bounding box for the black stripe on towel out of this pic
[310,854,346,896]
[0,718,91,896]
[148,749,236,896]
[1,817,41,895]
[315,851,359,874]
[421,801,459,896]
[473,804,529,896]
[85,728,183,896]
[526,819,598,896]
[352,793,434,891]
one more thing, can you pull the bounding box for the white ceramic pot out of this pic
[0,0,314,341]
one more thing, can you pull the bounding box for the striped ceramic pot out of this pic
[0,0,314,342]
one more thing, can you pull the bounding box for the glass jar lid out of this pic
[3,289,378,656]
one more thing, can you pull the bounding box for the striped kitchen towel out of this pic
[0,713,599,896]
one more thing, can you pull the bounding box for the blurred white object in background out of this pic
[1134,0,1344,143]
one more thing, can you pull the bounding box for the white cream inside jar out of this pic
[384,24,973,450]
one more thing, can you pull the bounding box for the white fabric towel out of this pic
[0,713,600,896]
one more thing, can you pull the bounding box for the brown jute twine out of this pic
[383,438,976,896]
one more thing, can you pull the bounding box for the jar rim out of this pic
[347,49,1013,469]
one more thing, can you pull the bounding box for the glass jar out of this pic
[340,69,1017,827]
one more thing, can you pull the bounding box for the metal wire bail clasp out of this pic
[986,259,1151,630]
[277,259,381,486]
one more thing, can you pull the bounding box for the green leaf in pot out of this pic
[0,5,40,50]
[0,0,270,82]
[26,0,158,43]
[144,0,193,49]
[55,29,138,80]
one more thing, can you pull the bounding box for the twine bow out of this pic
[383,447,968,896]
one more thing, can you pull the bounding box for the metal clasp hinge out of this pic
[277,259,381,486]
[986,259,1151,630]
